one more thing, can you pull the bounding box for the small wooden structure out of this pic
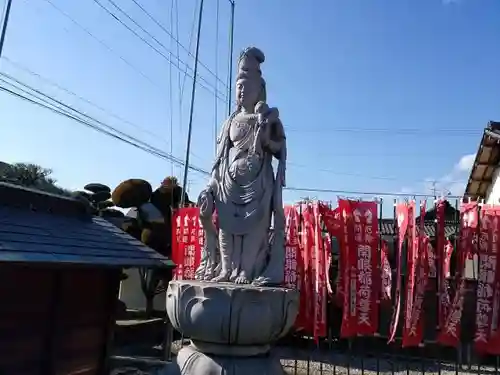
[0,182,174,375]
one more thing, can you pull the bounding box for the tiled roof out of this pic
[0,183,174,268]
[465,121,500,199]
[379,219,458,238]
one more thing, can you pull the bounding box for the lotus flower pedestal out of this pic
[160,280,299,375]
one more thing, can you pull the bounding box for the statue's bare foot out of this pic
[252,276,281,287]
[229,268,239,282]
[234,272,250,284]
[211,271,230,283]
[203,266,216,280]
[251,276,268,287]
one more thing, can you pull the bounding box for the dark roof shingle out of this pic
[0,183,173,268]
[379,219,458,238]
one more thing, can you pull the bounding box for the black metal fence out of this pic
[274,305,499,375]
[164,333,500,375]
[118,196,494,374]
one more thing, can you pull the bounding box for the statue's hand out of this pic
[278,162,286,187]
[197,187,215,219]
[266,107,279,124]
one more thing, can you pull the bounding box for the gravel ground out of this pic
[111,344,497,375]
[280,358,493,375]
[277,346,496,375]
[111,367,152,375]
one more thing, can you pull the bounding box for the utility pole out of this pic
[214,0,220,157]
[227,0,235,117]
[180,0,204,207]
[430,181,438,196]
[0,0,13,58]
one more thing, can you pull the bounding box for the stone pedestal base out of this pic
[161,280,299,375]
[160,345,284,375]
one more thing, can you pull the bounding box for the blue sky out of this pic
[0,0,499,213]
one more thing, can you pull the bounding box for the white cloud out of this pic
[455,153,475,173]
[401,153,474,197]
[448,182,467,196]
[400,187,414,194]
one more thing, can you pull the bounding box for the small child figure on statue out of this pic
[254,101,279,126]
[253,101,278,157]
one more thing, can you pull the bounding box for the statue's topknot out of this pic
[238,47,265,74]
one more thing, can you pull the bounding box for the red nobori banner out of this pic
[437,202,478,347]
[339,199,353,337]
[380,240,392,302]
[403,202,429,347]
[312,203,328,341]
[299,204,315,334]
[388,202,409,343]
[402,201,417,347]
[474,206,500,354]
[436,200,450,331]
[324,233,334,297]
[444,240,453,278]
[339,199,379,337]
[284,205,301,289]
[318,203,344,307]
[460,202,479,269]
[426,240,437,280]
[171,207,203,280]
[284,205,309,333]
[486,209,500,355]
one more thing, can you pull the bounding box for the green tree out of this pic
[0,162,71,196]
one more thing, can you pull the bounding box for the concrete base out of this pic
[161,280,299,375]
[159,345,284,375]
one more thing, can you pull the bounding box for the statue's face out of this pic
[236,78,259,109]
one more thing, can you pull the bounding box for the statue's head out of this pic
[235,74,266,109]
[236,47,266,110]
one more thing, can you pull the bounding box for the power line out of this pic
[42,0,172,96]
[1,55,168,144]
[0,0,12,58]
[226,0,235,116]
[214,0,220,155]
[178,0,199,133]
[1,65,467,187]
[91,0,226,100]
[287,161,467,184]
[283,186,463,199]
[0,72,211,176]
[287,127,482,136]
[0,73,467,199]
[181,0,204,207]
[130,0,227,89]
[42,0,224,102]
[168,0,174,176]
[1,55,211,164]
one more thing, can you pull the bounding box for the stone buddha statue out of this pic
[195,46,287,286]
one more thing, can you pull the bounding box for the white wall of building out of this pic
[119,268,166,311]
[462,168,500,280]
[486,167,500,205]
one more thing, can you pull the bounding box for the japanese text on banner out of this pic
[402,201,417,347]
[474,207,499,354]
[172,207,203,280]
[388,202,409,343]
[403,202,428,347]
[437,203,477,347]
[339,199,379,337]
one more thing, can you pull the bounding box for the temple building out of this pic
[464,120,500,203]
